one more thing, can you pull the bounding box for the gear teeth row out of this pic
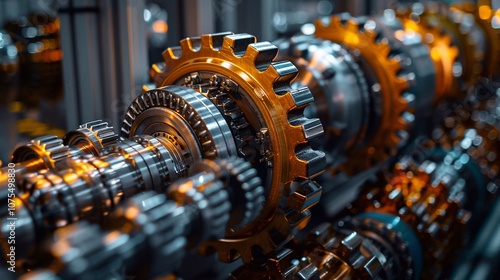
[147,32,326,263]
[11,135,70,170]
[63,120,118,156]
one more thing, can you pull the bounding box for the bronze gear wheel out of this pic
[314,14,409,172]
[150,32,326,263]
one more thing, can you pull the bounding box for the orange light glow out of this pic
[152,20,168,33]
[479,5,492,20]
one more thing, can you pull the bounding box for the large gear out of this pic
[314,13,410,172]
[150,32,326,262]
[397,2,480,95]
[396,10,459,102]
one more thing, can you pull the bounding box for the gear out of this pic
[396,10,459,102]
[121,85,237,161]
[397,3,480,95]
[188,157,264,231]
[63,120,119,156]
[150,32,326,262]
[452,3,500,78]
[11,135,70,171]
[314,13,410,172]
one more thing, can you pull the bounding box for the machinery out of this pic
[0,1,499,279]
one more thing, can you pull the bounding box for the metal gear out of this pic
[396,9,460,102]
[314,13,410,172]
[11,135,70,171]
[121,85,237,164]
[452,2,500,78]
[397,2,480,95]
[63,120,119,156]
[188,157,264,231]
[150,32,326,263]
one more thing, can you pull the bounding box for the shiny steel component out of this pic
[0,134,191,259]
[150,32,325,262]
[20,157,261,279]
[314,13,410,172]
[452,3,500,78]
[396,2,481,96]
[276,36,370,170]
[10,135,70,172]
[63,120,119,156]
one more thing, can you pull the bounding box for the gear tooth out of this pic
[289,87,314,108]
[223,33,256,56]
[346,18,361,31]
[245,41,279,71]
[294,148,326,178]
[288,180,322,212]
[201,32,232,50]
[180,36,202,52]
[163,46,182,63]
[267,61,299,95]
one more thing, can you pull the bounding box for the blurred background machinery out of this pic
[1,0,500,279]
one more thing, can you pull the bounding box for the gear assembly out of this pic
[0,1,499,279]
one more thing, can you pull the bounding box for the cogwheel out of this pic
[396,9,459,102]
[63,120,118,156]
[11,135,70,171]
[339,216,416,279]
[189,157,264,231]
[314,14,409,172]
[452,3,500,78]
[398,3,480,94]
[151,32,326,263]
[121,85,237,162]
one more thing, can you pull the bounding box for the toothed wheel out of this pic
[188,157,264,231]
[121,85,238,161]
[150,32,326,263]
[315,13,410,172]
[396,2,480,94]
[63,120,118,156]
[395,8,459,102]
[11,135,70,170]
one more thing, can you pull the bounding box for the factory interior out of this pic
[1,0,500,279]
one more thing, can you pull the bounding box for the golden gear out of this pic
[314,14,409,172]
[452,2,500,78]
[150,32,326,263]
[396,15,459,102]
[397,3,480,95]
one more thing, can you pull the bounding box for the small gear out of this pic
[63,120,118,156]
[189,157,264,231]
[150,32,326,262]
[11,135,70,171]
[315,13,410,172]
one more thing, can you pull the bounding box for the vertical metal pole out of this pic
[184,0,215,37]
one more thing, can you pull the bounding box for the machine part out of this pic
[452,3,500,78]
[396,9,459,102]
[63,120,119,156]
[314,13,410,173]
[19,157,261,279]
[150,32,326,263]
[276,35,371,170]
[121,85,237,161]
[396,2,480,95]
[0,135,191,259]
[10,135,70,172]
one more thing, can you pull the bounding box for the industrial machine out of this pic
[0,0,499,279]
